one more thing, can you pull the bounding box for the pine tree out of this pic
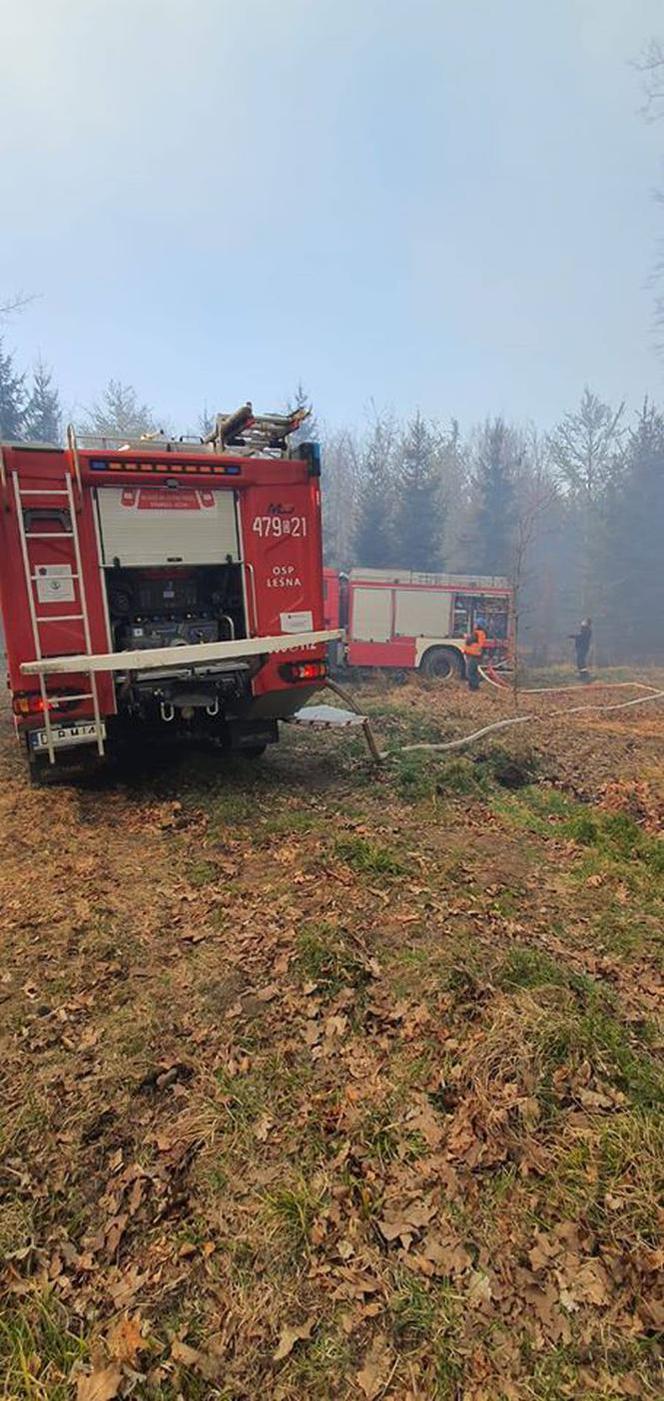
[549,387,624,502]
[548,388,625,626]
[285,381,317,445]
[0,337,26,440]
[321,428,361,568]
[82,380,157,440]
[393,412,443,572]
[603,399,664,660]
[24,358,62,443]
[353,411,397,566]
[470,417,517,576]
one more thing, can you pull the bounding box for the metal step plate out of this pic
[288,704,367,729]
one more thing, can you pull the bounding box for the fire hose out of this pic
[401,677,664,755]
[480,662,661,697]
[308,672,664,762]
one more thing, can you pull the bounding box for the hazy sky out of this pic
[1,0,663,434]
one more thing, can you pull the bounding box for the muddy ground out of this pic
[0,672,662,1400]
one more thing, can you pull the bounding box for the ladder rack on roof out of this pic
[75,403,311,460]
[204,403,310,457]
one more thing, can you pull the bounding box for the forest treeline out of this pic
[1,336,662,663]
[320,393,664,664]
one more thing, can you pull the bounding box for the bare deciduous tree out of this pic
[636,40,664,343]
[0,291,35,321]
[637,38,664,121]
[321,426,362,569]
[80,380,158,441]
[510,474,559,705]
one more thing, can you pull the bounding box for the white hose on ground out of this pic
[403,715,534,753]
[555,690,664,717]
[401,688,664,753]
[479,666,660,695]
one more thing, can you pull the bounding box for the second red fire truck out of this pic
[324,567,513,679]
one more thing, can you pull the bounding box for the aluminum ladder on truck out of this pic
[11,429,105,765]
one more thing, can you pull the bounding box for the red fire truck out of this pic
[324,567,513,679]
[0,406,339,778]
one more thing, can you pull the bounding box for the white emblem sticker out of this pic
[280,610,313,633]
[35,565,75,603]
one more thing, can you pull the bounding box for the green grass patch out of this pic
[0,1296,88,1401]
[258,809,322,840]
[592,907,662,962]
[296,924,371,996]
[493,785,664,880]
[497,945,610,1010]
[490,783,579,835]
[264,1176,328,1256]
[213,1066,267,1128]
[390,1275,439,1347]
[394,751,436,802]
[550,1109,664,1248]
[518,1337,661,1400]
[186,858,220,887]
[471,986,663,1125]
[435,756,490,797]
[333,833,404,876]
[285,1323,350,1394]
[356,1099,424,1166]
[536,1000,661,1109]
[387,1276,463,1396]
[563,810,664,875]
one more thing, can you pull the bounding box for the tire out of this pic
[28,751,53,786]
[420,647,464,681]
[28,749,104,786]
[240,744,267,759]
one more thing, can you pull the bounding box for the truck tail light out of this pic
[12,693,79,717]
[13,694,49,716]
[279,659,327,683]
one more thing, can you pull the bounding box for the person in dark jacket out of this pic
[570,618,592,676]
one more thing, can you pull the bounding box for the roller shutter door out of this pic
[96,485,239,566]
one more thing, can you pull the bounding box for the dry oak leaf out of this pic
[356,1333,391,1399]
[171,1337,203,1368]
[406,1099,444,1148]
[169,1337,220,1380]
[256,983,280,1003]
[76,1366,122,1401]
[108,1265,146,1309]
[273,1316,316,1361]
[564,1257,612,1308]
[378,1199,436,1247]
[106,1313,144,1365]
[421,1234,473,1277]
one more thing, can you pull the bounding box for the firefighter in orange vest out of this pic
[464,624,484,691]
[474,616,488,653]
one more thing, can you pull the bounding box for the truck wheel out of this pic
[28,752,60,786]
[420,647,464,681]
[240,744,267,759]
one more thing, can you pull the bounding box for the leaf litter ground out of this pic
[0,672,662,1400]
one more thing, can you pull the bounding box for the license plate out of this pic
[30,722,104,751]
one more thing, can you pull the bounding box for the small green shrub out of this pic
[296,925,370,995]
[435,757,489,796]
[333,834,404,876]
